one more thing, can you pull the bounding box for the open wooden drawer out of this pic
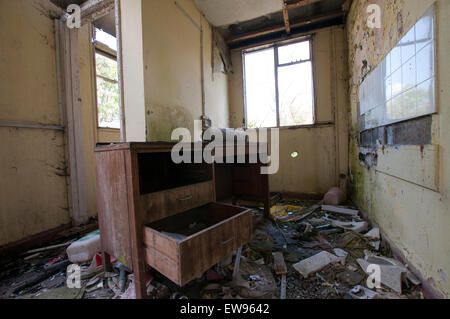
[144,203,253,286]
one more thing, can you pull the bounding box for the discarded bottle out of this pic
[66,230,101,263]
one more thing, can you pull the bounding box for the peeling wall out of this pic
[228,26,349,196]
[347,0,450,297]
[0,0,70,246]
[135,0,229,142]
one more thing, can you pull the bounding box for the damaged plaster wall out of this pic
[347,0,450,297]
[140,0,230,141]
[0,0,71,246]
[228,26,349,196]
[0,1,118,247]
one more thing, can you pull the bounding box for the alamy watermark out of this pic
[66,4,81,29]
[171,121,279,175]
[367,4,382,29]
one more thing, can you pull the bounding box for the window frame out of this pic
[242,36,316,129]
[93,31,120,131]
[357,5,437,148]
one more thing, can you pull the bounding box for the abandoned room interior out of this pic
[0,0,448,301]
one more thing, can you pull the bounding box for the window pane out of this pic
[278,62,314,126]
[97,77,120,129]
[359,5,435,131]
[94,28,117,51]
[278,41,310,64]
[96,53,118,81]
[244,49,277,128]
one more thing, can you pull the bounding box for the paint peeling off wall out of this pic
[347,0,450,297]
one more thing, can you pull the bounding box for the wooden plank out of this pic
[143,227,179,264]
[280,274,287,299]
[141,182,215,224]
[321,205,359,216]
[272,252,287,275]
[126,150,148,299]
[282,1,291,34]
[57,20,88,226]
[22,241,75,255]
[115,0,126,142]
[286,0,322,10]
[178,206,252,286]
[145,246,180,285]
[232,247,243,280]
[95,150,133,268]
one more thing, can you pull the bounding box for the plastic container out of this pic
[66,230,101,263]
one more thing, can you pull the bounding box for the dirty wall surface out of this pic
[347,0,450,297]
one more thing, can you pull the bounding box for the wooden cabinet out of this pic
[95,143,268,298]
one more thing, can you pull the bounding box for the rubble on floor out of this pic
[0,199,424,299]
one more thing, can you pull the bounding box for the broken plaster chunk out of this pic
[357,258,406,294]
[324,217,368,233]
[333,248,349,265]
[350,285,377,299]
[321,205,359,216]
[293,251,340,278]
[364,228,380,240]
[369,241,381,251]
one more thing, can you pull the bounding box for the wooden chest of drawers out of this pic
[95,142,268,298]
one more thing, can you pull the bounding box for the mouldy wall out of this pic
[228,26,349,196]
[347,0,450,297]
[141,0,229,142]
[0,0,70,246]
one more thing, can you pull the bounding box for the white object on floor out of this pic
[67,230,101,263]
[293,251,340,278]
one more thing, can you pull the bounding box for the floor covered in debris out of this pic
[0,200,424,299]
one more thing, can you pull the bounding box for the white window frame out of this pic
[242,37,316,129]
[93,28,120,131]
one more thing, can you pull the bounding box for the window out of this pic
[94,28,120,129]
[358,5,435,146]
[243,39,314,128]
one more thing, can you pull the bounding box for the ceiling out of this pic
[216,0,350,48]
[194,0,283,27]
[94,11,116,37]
[50,0,85,9]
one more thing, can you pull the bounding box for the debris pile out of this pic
[0,198,424,299]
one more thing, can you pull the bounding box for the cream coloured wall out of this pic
[0,0,71,246]
[0,1,120,247]
[228,26,349,196]
[347,0,450,297]
[121,0,230,142]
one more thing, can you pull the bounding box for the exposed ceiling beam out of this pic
[227,10,343,44]
[286,0,322,10]
[342,0,353,12]
[282,0,291,34]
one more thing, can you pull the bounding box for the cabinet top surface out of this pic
[95,142,267,154]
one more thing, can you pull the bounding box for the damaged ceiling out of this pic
[94,11,116,37]
[50,0,85,9]
[194,0,283,27]
[211,0,350,49]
